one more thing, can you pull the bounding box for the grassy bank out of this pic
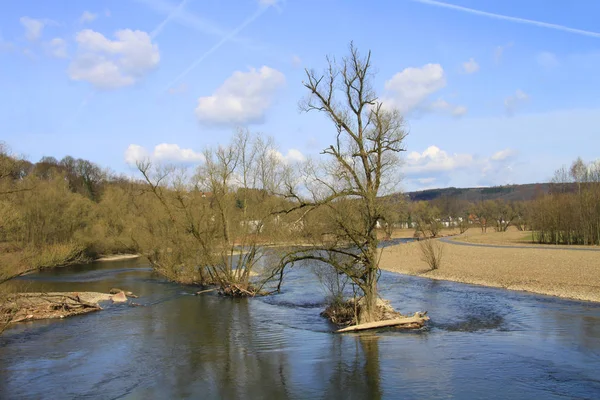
[0,241,138,284]
[379,230,600,302]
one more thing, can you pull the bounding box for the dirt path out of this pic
[440,236,600,252]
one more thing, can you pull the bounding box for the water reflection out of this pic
[1,259,599,399]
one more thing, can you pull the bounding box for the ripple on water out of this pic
[16,267,153,283]
[2,258,600,400]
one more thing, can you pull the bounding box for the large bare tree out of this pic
[279,43,408,323]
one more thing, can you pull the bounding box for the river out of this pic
[1,255,599,399]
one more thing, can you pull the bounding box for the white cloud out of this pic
[452,105,468,117]
[68,29,160,89]
[291,54,302,67]
[491,148,517,161]
[383,63,446,113]
[79,11,98,24]
[125,143,205,165]
[416,177,436,185]
[269,148,306,164]
[494,42,513,63]
[153,143,205,163]
[462,58,479,74]
[195,66,285,125]
[284,149,306,163]
[537,51,559,68]
[124,144,149,165]
[504,89,529,115]
[405,176,439,190]
[430,98,468,117]
[47,38,67,58]
[405,145,474,175]
[429,99,449,110]
[404,144,521,190]
[20,17,44,41]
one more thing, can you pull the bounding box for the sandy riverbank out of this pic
[95,254,141,262]
[379,231,600,303]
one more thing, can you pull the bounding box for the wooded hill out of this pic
[405,183,575,203]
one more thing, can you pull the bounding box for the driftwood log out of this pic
[195,288,218,295]
[218,284,256,297]
[335,312,429,333]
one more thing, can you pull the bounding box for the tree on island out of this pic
[277,43,409,324]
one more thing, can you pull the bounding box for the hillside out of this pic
[405,183,570,203]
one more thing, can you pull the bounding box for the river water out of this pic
[1,255,599,399]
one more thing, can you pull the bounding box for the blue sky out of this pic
[1,0,599,191]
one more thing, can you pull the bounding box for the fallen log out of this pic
[232,284,254,297]
[109,288,137,297]
[195,288,218,295]
[335,312,429,333]
[218,284,257,297]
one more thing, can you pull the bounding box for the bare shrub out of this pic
[419,239,444,270]
[320,300,357,326]
[458,219,470,234]
[0,286,18,334]
[313,262,350,308]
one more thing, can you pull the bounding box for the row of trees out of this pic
[404,198,527,238]
[0,143,140,282]
[399,160,599,245]
[529,158,600,245]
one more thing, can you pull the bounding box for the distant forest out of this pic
[407,183,559,203]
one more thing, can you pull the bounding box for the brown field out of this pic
[379,228,600,302]
[381,228,461,240]
[451,226,531,244]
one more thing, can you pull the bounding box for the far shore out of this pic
[6,228,599,304]
[379,229,600,303]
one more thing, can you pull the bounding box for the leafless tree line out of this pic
[529,158,600,245]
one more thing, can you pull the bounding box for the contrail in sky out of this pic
[411,0,600,38]
[150,0,189,39]
[162,5,272,93]
[63,0,189,129]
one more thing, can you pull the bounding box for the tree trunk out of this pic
[359,243,379,324]
[360,274,378,324]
